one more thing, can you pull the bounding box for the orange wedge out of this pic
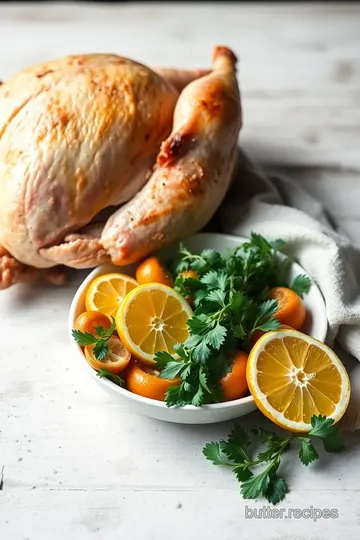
[246,329,350,432]
[85,273,138,319]
[116,283,193,365]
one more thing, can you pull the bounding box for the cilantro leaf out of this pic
[309,415,344,452]
[299,438,319,466]
[291,274,312,298]
[263,474,288,505]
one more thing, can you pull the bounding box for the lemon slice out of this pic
[246,329,350,432]
[85,273,138,318]
[116,283,193,365]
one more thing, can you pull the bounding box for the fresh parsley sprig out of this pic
[156,233,312,408]
[203,415,344,505]
[72,318,116,360]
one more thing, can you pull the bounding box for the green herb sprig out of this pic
[156,233,311,408]
[203,415,344,505]
[72,318,116,360]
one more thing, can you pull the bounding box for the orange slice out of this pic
[85,273,138,318]
[84,335,131,374]
[116,283,193,365]
[246,329,350,432]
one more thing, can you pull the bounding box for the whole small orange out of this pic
[220,351,249,402]
[126,363,180,401]
[136,256,173,287]
[268,287,306,330]
[74,311,112,336]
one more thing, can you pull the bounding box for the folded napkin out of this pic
[213,150,360,431]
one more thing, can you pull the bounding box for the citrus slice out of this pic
[246,329,350,432]
[84,335,131,374]
[85,273,138,318]
[116,283,193,365]
[126,363,181,401]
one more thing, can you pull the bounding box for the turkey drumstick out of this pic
[101,46,242,264]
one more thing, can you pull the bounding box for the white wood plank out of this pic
[0,3,359,168]
[1,4,360,540]
[1,489,359,540]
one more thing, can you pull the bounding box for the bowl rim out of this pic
[68,232,328,411]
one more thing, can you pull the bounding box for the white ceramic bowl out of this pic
[68,233,328,424]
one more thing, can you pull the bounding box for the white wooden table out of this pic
[1,3,360,539]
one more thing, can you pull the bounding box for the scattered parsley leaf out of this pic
[203,414,344,505]
[291,274,312,298]
[203,441,232,466]
[299,438,319,466]
[241,468,271,500]
[233,464,253,482]
[263,474,288,504]
[308,415,344,452]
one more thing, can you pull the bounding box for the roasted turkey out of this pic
[0,46,242,289]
